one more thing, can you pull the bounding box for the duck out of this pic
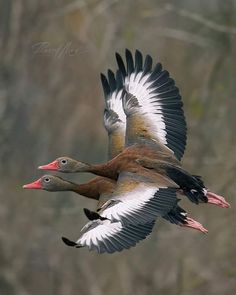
[23,174,207,253]
[38,50,230,210]
[23,174,207,233]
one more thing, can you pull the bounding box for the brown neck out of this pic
[87,162,118,180]
[73,161,117,179]
[71,182,100,200]
[71,177,116,199]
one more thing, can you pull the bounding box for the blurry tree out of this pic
[0,0,235,294]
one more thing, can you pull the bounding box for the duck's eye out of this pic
[44,178,50,183]
[61,159,67,165]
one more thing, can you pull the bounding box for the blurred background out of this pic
[0,0,236,294]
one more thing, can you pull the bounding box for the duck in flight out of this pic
[23,173,207,253]
[24,49,230,253]
[24,174,208,229]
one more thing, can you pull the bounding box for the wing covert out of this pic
[98,172,178,226]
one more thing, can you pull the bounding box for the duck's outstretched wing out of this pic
[101,70,126,159]
[62,209,155,254]
[98,172,178,226]
[116,49,187,160]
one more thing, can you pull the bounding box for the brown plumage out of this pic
[88,142,180,180]
[38,142,230,209]
[39,141,179,180]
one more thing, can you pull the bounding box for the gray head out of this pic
[38,157,90,173]
[23,174,76,191]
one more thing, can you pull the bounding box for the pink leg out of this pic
[207,191,231,208]
[182,217,208,234]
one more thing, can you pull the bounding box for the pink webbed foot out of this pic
[182,217,208,234]
[207,191,231,208]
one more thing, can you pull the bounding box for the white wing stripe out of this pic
[116,50,187,160]
[75,220,155,253]
[100,185,177,226]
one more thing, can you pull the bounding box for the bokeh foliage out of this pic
[0,0,236,294]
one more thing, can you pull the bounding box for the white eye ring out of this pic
[61,159,67,165]
[44,178,50,182]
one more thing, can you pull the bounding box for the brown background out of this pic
[0,0,236,294]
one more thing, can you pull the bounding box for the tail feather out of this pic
[83,208,108,221]
[192,175,204,187]
[167,167,229,208]
[163,205,208,233]
[163,164,207,204]
[163,205,187,225]
[140,160,229,209]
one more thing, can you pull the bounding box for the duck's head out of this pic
[23,175,74,191]
[38,157,89,173]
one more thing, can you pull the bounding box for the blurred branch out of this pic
[3,270,30,295]
[47,0,87,18]
[155,27,211,47]
[47,0,118,19]
[165,3,236,35]
[5,0,23,62]
[176,257,184,295]
[93,0,118,16]
[141,8,169,19]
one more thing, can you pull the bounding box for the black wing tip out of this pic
[100,72,106,79]
[135,49,143,62]
[125,48,132,55]
[115,51,127,77]
[107,68,114,76]
[61,236,77,247]
[143,54,153,73]
[115,51,121,58]
[100,73,108,86]
[134,49,143,72]
[83,208,108,221]
[115,52,123,64]
[116,70,124,90]
[107,69,116,92]
[100,73,110,97]
[83,208,97,220]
